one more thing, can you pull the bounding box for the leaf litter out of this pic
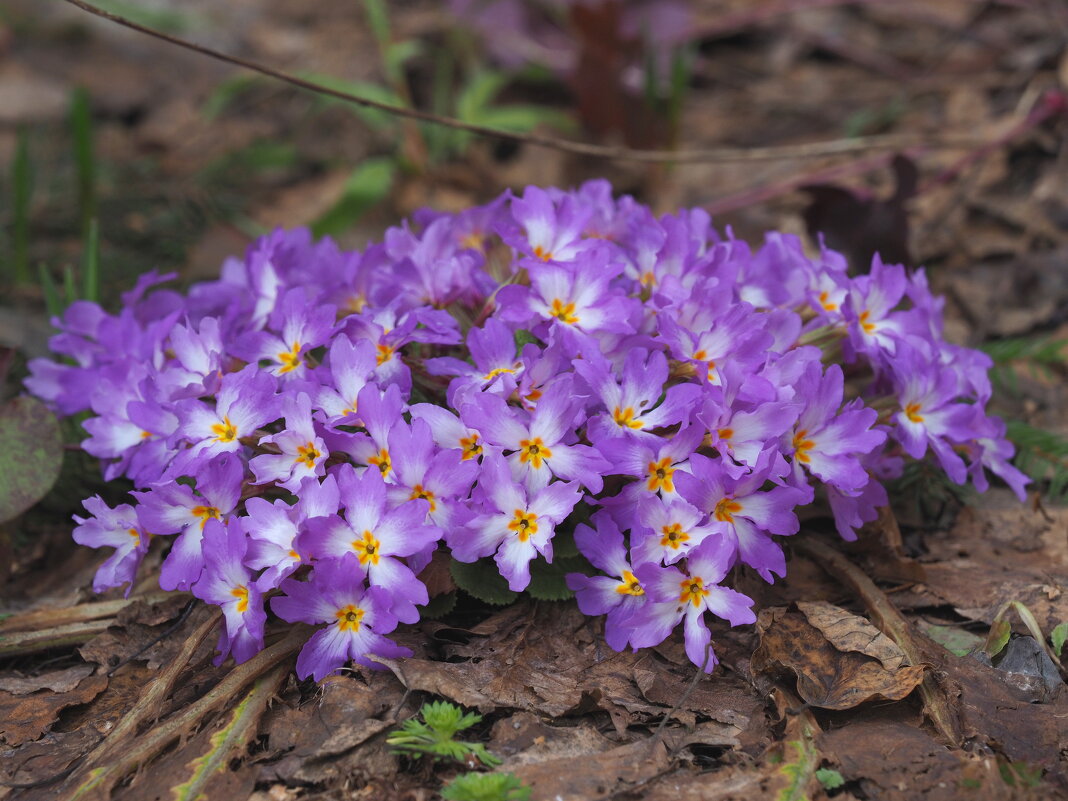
[4,0,1068,798]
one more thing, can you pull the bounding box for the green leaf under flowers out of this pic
[0,396,64,523]
[420,591,457,619]
[527,555,585,601]
[450,558,518,606]
[984,618,1012,658]
[1051,622,1068,658]
[916,621,983,657]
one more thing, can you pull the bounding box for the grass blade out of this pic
[82,218,100,304]
[70,87,96,232]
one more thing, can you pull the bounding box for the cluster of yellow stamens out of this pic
[612,406,644,429]
[549,298,579,325]
[713,497,742,523]
[335,604,365,632]
[518,437,551,469]
[295,442,321,469]
[409,484,437,512]
[678,577,709,607]
[277,342,302,374]
[660,523,689,550]
[507,509,539,541]
[211,415,238,443]
[616,570,644,596]
[351,530,382,566]
[368,448,392,475]
[646,457,675,493]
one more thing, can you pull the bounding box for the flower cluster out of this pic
[30,181,1027,678]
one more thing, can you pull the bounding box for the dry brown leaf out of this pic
[751,606,926,710]
[0,664,95,695]
[508,739,670,801]
[0,674,108,746]
[797,600,910,670]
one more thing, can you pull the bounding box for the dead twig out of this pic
[62,0,986,165]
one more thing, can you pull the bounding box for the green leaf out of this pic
[984,618,1011,659]
[441,772,531,801]
[70,87,96,234]
[311,158,396,238]
[816,768,846,790]
[450,558,518,606]
[1051,622,1068,658]
[420,591,457,620]
[527,556,581,601]
[777,737,819,801]
[82,218,100,304]
[0,397,64,523]
[456,71,510,122]
[469,104,574,134]
[916,622,982,657]
[38,264,64,321]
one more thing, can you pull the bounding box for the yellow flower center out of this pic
[335,604,365,632]
[792,429,815,464]
[905,402,925,424]
[295,442,321,469]
[192,505,221,529]
[459,434,482,461]
[616,570,644,596]
[376,342,395,365]
[352,530,382,566]
[211,415,237,443]
[549,298,579,325]
[409,484,437,513]
[368,448,391,475]
[660,523,689,550]
[646,457,675,493]
[679,576,709,607]
[640,270,656,288]
[717,427,733,442]
[507,509,539,542]
[128,527,141,545]
[230,585,249,614]
[460,231,485,252]
[532,244,553,262]
[287,549,301,562]
[612,406,644,429]
[818,290,838,312]
[714,497,743,523]
[858,309,877,334]
[484,366,516,381]
[277,342,302,374]
[518,437,552,469]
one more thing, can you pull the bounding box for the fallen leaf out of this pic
[0,396,64,524]
[0,664,95,695]
[0,674,108,746]
[508,739,670,801]
[751,605,926,710]
[798,600,911,670]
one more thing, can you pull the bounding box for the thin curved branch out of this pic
[62,0,986,164]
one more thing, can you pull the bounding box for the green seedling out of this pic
[387,700,501,767]
[440,772,531,801]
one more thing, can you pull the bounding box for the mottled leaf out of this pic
[0,396,64,523]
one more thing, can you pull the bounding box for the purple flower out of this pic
[500,185,592,265]
[426,318,524,407]
[272,554,412,680]
[72,496,150,596]
[460,376,609,493]
[675,453,806,582]
[578,349,701,445]
[565,510,649,651]
[250,392,329,491]
[234,288,336,380]
[300,465,441,623]
[453,453,581,591]
[313,335,380,428]
[169,366,280,476]
[136,452,244,591]
[193,519,266,664]
[243,474,341,591]
[630,535,755,672]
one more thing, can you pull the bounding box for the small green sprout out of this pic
[816,768,846,790]
[387,700,501,767]
[440,772,531,801]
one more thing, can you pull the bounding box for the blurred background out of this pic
[2,0,1068,395]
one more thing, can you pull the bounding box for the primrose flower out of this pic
[72,496,150,596]
[453,453,582,591]
[136,452,244,591]
[461,376,609,493]
[300,465,441,623]
[193,519,266,664]
[250,393,329,492]
[234,288,336,380]
[566,511,650,651]
[631,536,757,671]
[272,554,412,681]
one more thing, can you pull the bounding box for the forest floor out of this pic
[2,1,1068,799]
